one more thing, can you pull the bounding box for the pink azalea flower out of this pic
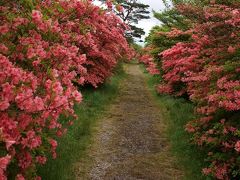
[234,141,240,152]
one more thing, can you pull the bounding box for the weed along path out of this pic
[75,63,183,180]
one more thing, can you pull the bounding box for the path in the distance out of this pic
[75,63,183,180]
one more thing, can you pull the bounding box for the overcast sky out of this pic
[137,0,165,42]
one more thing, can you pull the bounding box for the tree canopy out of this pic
[99,0,150,42]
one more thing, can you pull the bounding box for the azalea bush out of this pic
[156,3,240,179]
[139,47,160,75]
[140,8,191,81]
[142,1,240,179]
[0,0,132,179]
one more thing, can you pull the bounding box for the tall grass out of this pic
[143,68,207,180]
[38,63,126,180]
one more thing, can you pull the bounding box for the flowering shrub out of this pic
[158,3,240,179]
[0,0,132,179]
[71,1,132,87]
[141,25,191,79]
[139,47,160,75]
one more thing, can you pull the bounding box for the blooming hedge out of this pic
[143,2,240,179]
[0,0,132,179]
[139,47,160,75]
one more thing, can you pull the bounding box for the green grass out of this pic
[38,64,126,180]
[142,67,207,180]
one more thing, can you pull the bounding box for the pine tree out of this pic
[99,0,150,42]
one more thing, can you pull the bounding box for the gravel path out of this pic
[75,63,183,180]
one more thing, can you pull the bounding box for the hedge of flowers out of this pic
[0,0,132,179]
[139,47,160,75]
[143,2,240,179]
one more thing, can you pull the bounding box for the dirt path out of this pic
[75,63,183,180]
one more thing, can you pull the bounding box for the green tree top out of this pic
[99,0,150,42]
